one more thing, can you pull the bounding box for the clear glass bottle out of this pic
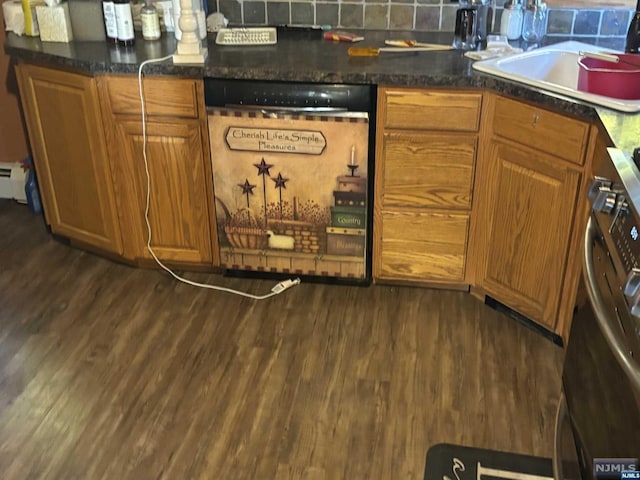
[114,0,135,46]
[522,0,547,43]
[500,0,523,40]
[102,0,119,44]
[473,0,494,49]
[141,0,161,40]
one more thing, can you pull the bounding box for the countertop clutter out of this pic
[5,29,640,149]
[0,30,621,115]
[6,28,640,145]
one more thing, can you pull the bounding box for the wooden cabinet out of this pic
[98,76,218,266]
[471,95,593,332]
[374,88,482,285]
[15,64,122,254]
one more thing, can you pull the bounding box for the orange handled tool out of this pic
[348,46,451,56]
[384,40,453,49]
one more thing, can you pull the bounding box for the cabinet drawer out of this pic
[381,132,476,209]
[382,89,482,132]
[379,211,469,282]
[492,96,590,165]
[101,76,200,118]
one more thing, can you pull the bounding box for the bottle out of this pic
[172,0,182,40]
[22,157,42,215]
[522,0,547,43]
[102,0,119,44]
[141,0,161,40]
[473,0,494,49]
[500,0,523,40]
[114,0,135,46]
[625,0,640,53]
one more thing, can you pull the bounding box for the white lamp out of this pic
[173,0,207,64]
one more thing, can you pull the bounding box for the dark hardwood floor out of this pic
[0,199,563,480]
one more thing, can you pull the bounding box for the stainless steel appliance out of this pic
[204,79,375,284]
[554,147,640,480]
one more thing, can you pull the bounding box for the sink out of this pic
[472,40,640,113]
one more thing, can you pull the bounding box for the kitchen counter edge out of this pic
[5,31,638,151]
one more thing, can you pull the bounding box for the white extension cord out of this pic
[137,57,300,299]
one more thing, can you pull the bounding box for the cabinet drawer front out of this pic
[382,132,476,209]
[382,89,482,132]
[492,96,589,165]
[102,76,200,118]
[379,211,469,282]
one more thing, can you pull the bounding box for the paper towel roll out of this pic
[36,4,73,42]
[2,0,26,35]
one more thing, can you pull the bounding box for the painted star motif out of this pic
[254,158,273,177]
[238,179,256,195]
[272,173,289,189]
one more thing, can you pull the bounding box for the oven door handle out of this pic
[584,216,640,392]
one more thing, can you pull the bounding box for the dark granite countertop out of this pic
[5,29,640,155]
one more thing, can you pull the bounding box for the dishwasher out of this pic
[204,78,376,285]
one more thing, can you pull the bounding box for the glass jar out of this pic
[141,0,161,40]
[522,0,547,43]
[500,0,523,40]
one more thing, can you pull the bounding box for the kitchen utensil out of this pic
[384,40,453,50]
[453,6,477,50]
[577,53,640,100]
[348,46,450,56]
[579,51,640,68]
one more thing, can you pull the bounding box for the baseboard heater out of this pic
[0,163,27,203]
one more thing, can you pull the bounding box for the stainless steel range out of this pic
[555,147,640,480]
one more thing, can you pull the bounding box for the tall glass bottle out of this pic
[625,0,640,53]
[473,0,494,49]
[102,0,119,44]
[114,0,135,46]
[522,0,547,43]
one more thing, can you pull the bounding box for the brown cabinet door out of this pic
[475,139,581,329]
[380,131,476,210]
[109,118,212,264]
[378,210,470,282]
[16,64,122,254]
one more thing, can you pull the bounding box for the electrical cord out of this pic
[137,57,300,299]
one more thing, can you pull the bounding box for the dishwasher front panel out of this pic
[208,107,371,284]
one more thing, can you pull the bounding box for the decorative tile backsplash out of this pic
[206,0,632,38]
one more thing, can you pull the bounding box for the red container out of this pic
[577,54,640,100]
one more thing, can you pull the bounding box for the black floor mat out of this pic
[424,443,553,480]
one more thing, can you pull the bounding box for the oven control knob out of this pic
[591,187,617,214]
[588,176,613,199]
[624,268,640,298]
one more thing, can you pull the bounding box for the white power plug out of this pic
[271,278,302,294]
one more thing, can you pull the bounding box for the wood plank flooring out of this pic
[0,199,564,480]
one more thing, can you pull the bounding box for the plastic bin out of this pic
[577,54,640,100]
